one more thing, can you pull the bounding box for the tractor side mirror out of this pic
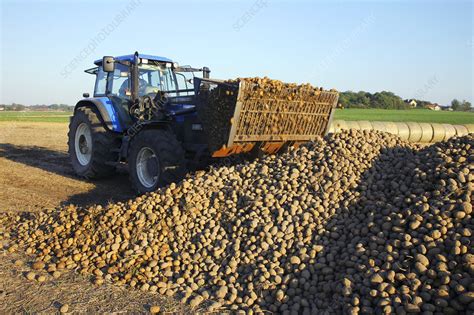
[83,92,90,98]
[103,56,115,72]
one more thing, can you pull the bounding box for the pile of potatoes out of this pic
[6,130,474,313]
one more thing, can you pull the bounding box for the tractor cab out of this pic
[84,52,209,131]
[86,54,177,100]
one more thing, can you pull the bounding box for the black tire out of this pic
[129,129,186,194]
[67,106,121,178]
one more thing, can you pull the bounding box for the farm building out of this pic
[404,99,417,108]
[426,104,441,111]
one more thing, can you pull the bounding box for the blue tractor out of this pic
[68,52,338,193]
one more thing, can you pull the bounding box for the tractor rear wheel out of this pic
[68,106,120,178]
[129,129,186,194]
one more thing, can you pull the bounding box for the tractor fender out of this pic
[74,97,123,132]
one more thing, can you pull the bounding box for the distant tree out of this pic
[460,100,472,111]
[10,103,26,111]
[339,91,371,108]
[451,99,471,111]
[370,91,408,109]
[59,104,74,111]
[339,90,411,109]
[451,99,461,111]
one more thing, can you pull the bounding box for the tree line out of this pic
[0,103,74,111]
[338,91,472,111]
[339,91,410,109]
[450,99,472,112]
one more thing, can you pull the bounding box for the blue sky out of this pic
[0,0,472,106]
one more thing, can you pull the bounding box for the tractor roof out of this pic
[94,54,172,65]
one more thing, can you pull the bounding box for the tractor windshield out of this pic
[97,61,178,100]
[138,63,177,96]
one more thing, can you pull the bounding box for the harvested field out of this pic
[0,251,186,314]
[1,126,472,313]
[0,122,135,212]
[0,122,173,313]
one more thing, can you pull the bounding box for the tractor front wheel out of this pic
[68,106,120,178]
[129,129,186,194]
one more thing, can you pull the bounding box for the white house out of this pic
[426,104,441,111]
[405,99,417,108]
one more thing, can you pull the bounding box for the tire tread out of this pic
[129,129,186,193]
[67,106,121,179]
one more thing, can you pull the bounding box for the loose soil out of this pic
[0,122,188,313]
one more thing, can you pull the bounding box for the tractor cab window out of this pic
[109,63,131,98]
[138,63,177,96]
[94,67,107,96]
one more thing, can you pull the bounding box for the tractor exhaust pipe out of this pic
[203,67,210,79]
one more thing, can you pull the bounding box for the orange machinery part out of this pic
[211,141,305,158]
[211,143,255,157]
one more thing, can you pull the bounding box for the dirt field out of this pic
[0,122,188,313]
[0,122,137,212]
